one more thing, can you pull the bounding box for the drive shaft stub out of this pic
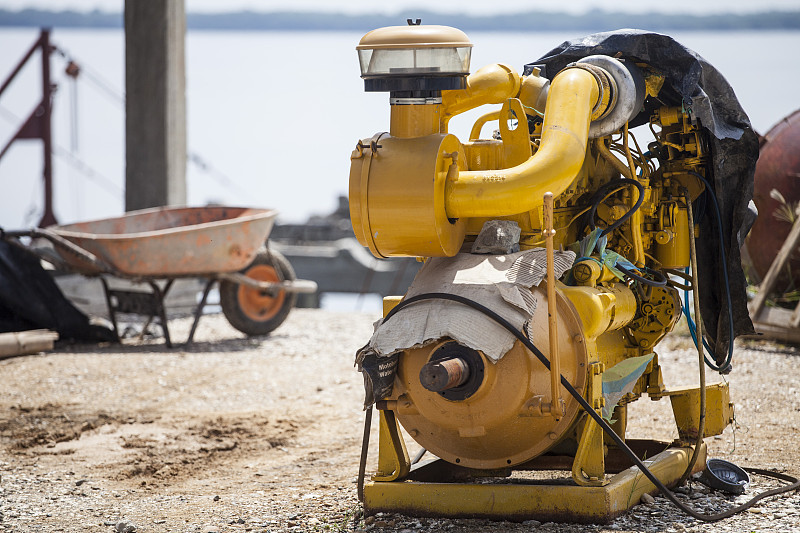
[419,357,470,392]
[421,341,485,401]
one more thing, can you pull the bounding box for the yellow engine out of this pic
[350,23,744,522]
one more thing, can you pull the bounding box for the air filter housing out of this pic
[357,23,472,93]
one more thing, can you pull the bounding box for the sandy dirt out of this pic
[1,309,799,533]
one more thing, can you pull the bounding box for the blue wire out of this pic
[682,270,719,369]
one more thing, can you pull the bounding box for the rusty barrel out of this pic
[746,108,800,289]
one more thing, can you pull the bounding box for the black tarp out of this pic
[526,29,757,367]
[0,240,116,343]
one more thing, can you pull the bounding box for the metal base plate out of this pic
[363,440,706,524]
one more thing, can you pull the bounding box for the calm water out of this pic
[1,28,799,229]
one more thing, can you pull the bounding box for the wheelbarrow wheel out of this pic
[220,249,297,336]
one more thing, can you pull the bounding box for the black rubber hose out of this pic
[585,178,646,237]
[687,171,735,372]
[382,292,800,521]
[615,263,668,287]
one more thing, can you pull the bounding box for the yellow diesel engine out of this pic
[350,23,757,522]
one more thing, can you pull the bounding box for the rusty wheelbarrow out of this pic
[1,206,317,347]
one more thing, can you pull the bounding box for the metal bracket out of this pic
[572,414,607,486]
[374,409,411,482]
[572,361,607,486]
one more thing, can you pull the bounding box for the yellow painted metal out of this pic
[657,108,708,202]
[559,283,637,340]
[543,192,564,420]
[465,210,542,242]
[518,68,549,117]
[572,360,607,486]
[468,110,500,140]
[624,285,682,350]
[645,352,667,396]
[657,105,680,127]
[655,202,691,268]
[499,98,532,168]
[571,259,621,287]
[572,260,602,286]
[349,133,466,257]
[362,442,706,523]
[440,63,521,126]
[595,137,633,179]
[350,133,386,258]
[462,139,503,172]
[622,123,646,266]
[388,286,588,470]
[608,403,628,441]
[665,383,734,441]
[374,410,411,482]
[390,103,441,139]
[382,295,403,317]
[445,67,601,219]
[573,414,607,486]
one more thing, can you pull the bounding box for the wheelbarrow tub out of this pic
[50,206,278,277]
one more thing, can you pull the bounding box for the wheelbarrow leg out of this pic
[99,276,121,341]
[148,280,174,348]
[185,278,215,346]
[137,315,155,342]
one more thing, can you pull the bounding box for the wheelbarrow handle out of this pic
[0,226,113,273]
[218,272,318,294]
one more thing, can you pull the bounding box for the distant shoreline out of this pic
[1,8,800,32]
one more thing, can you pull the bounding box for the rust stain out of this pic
[50,206,276,276]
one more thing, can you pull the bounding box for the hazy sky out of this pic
[3,0,800,14]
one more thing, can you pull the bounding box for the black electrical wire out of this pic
[381,292,800,522]
[585,178,646,237]
[686,171,735,372]
[579,175,665,288]
[664,267,694,291]
[616,263,668,287]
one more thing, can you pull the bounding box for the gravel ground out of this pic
[1,308,799,532]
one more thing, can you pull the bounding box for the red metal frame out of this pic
[0,29,57,227]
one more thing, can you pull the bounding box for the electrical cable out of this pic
[664,268,693,291]
[683,171,735,372]
[683,280,715,358]
[586,178,645,238]
[677,188,706,486]
[615,263,668,287]
[581,175,664,287]
[379,292,800,522]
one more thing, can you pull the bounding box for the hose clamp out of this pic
[563,62,616,122]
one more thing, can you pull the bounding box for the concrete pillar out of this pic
[124,0,186,211]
